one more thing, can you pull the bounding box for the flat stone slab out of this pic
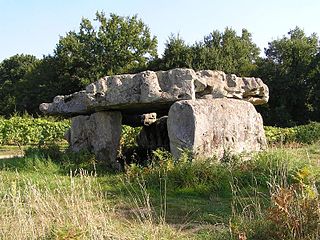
[40,68,269,116]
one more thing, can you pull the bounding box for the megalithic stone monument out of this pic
[40,68,269,169]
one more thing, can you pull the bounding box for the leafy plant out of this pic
[0,115,70,146]
[265,122,320,145]
[265,165,319,239]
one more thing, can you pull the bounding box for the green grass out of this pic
[0,143,319,239]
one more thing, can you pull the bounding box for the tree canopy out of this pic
[0,12,158,116]
[256,27,320,126]
[54,12,158,89]
[0,12,320,128]
[0,54,39,115]
[158,28,260,76]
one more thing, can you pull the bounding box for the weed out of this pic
[229,151,320,240]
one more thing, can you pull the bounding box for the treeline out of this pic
[1,11,320,127]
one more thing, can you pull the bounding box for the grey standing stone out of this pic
[167,99,267,160]
[137,116,170,151]
[68,111,122,169]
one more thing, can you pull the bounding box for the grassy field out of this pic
[0,143,319,239]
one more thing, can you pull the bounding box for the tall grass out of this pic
[0,171,185,240]
[125,147,320,240]
[0,144,319,239]
[229,153,320,240]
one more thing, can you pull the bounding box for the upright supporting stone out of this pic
[136,116,170,151]
[67,111,122,169]
[167,99,267,160]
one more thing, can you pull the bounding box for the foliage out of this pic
[0,12,158,116]
[0,115,70,146]
[267,180,319,239]
[125,148,290,196]
[158,28,260,76]
[54,11,158,89]
[0,139,320,239]
[256,27,320,126]
[159,34,193,70]
[230,161,320,240]
[265,122,320,145]
[0,54,40,116]
[264,126,298,145]
[2,19,320,128]
[123,145,320,239]
[22,56,65,112]
[17,123,143,173]
[120,125,142,150]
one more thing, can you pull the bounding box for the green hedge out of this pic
[2,115,320,147]
[265,122,320,144]
[0,116,70,145]
[0,116,141,148]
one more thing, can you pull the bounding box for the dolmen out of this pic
[40,68,269,169]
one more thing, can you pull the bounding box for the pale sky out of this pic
[0,0,319,61]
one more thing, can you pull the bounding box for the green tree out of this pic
[160,34,192,70]
[54,12,158,90]
[256,27,319,126]
[22,55,63,112]
[306,52,320,121]
[159,28,260,76]
[196,28,260,75]
[0,12,158,116]
[0,54,39,115]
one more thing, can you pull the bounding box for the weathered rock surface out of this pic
[195,70,269,105]
[41,68,269,169]
[39,68,269,116]
[167,98,267,159]
[67,111,122,169]
[137,116,170,150]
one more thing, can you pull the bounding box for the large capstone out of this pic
[66,111,122,169]
[40,68,269,117]
[167,98,267,160]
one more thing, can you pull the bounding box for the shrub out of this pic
[120,125,142,150]
[264,126,297,144]
[0,115,70,146]
[125,149,280,197]
[294,122,320,144]
[265,122,320,145]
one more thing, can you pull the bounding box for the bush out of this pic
[125,149,230,195]
[124,149,287,197]
[265,122,320,145]
[264,126,297,144]
[0,115,70,146]
[294,122,320,144]
[120,125,142,150]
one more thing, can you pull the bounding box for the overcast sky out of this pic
[0,0,319,61]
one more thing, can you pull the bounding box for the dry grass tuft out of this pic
[0,171,184,240]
